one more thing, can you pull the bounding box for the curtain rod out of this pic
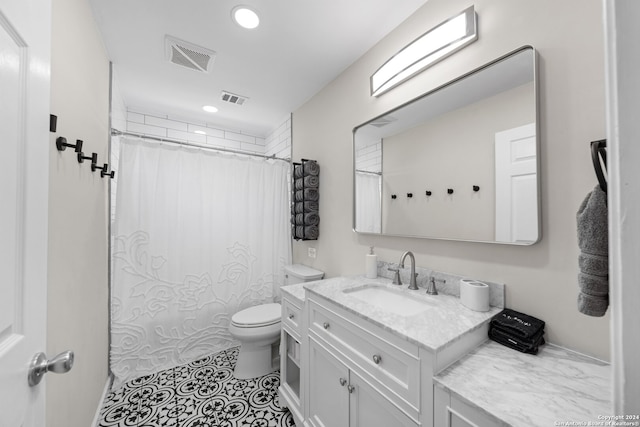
[111,129,290,162]
[355,169,382,176]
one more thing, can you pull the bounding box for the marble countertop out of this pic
[280,282,307,305]
[434,341,612,426]
[303,276,501,352]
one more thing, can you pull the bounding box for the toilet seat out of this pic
[231,303,281,328]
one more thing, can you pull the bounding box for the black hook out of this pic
[91,162,115,178]
[447,188,454,195]
[425,190,432,196]
[77,152,97,164]
[50,115,57,133]
[391,194,397,199]
[473,185,480,192]
[102,167,115,179]
[56,137,83,153]
[407,193,413,198]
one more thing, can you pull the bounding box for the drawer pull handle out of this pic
[372,354,382,364]
[347,385,355,394]
[323,322,330,330]
[339,377,347,386]
[288,314,295,320]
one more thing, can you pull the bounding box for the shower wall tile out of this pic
[224,131,256,144]
[127,121,167,137]
[127,111,144,124]
[124,109,291,160]
[145,115,189,132]
[167,128,207,144]
[265,115,291,159]
[188,124,224,138]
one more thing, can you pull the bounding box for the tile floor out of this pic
[98,347,294,427]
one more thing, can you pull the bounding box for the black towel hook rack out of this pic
[590,139,607,193]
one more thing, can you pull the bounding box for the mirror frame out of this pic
[352,45,540,244]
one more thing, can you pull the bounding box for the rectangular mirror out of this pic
[353,46,539,244]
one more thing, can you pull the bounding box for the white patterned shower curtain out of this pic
[110,138,291,387]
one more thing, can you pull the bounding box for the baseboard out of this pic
[91,374,113,427]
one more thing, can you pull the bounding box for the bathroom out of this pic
[1,0,638,425]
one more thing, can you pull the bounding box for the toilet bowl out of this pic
[229,264,324,379]
[229,303,282,379]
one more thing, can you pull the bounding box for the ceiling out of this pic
[88,0,428,136]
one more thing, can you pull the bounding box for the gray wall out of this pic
[292,0,609,360]
[48,0,110,424]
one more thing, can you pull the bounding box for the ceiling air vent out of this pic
[220,91,248,106]
[165,35,216,73]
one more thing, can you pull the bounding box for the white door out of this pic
[0,0,51,425]
[494,123,538,244]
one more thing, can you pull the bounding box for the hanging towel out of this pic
[294,201,319,213]
[304,225,319,240]
[303,161,320,176]
[294,176,320,190]
[295,188,319,202]
[576,185,609,316]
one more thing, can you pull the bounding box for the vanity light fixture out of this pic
[232,6,260,29]
[194,130,207,135]
[370,6,478,97]
[202,105,218,113]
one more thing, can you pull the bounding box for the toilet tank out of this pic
[284,264,324,285]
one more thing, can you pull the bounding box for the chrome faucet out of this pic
[426,277,439,295]
[399,251,418,290]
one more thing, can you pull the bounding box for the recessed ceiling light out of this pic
[232,6,260,29]
[202,105,218,113]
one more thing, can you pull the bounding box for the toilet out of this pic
[229,264,324,379]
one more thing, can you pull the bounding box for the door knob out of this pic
[28,350,74,386]
[372,354,382,364]
[323,322,330,329]
[339,377,347,386]
[347,385,356,394]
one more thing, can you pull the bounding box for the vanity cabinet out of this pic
[434,383,506,427]
[308,336,416,427]
[305,295,424,427]
[279,296,304,426]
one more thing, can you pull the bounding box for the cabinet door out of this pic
[308,337,349,427]
[349,370,417,427]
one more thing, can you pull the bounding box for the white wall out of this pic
[48,0,110,424]
[292,0,610,360]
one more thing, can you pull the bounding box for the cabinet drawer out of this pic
[282,299,302,337]
[308,298,420,410]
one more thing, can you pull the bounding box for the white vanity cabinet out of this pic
[305,295,426,427]
[279,296,305,426]
[308,336,416,427]
[434,383,507,427]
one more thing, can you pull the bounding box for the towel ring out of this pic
[590,139,607,193]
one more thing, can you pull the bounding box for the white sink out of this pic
[343,285,434,316]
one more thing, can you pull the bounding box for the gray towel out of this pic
[294,201,319,213]
[576,185,608,316]
[294,176,319,189]
[295,188,319,202]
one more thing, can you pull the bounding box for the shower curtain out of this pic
[355,171,382,233]
[110,138,291,387]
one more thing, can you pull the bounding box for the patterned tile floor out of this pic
[98,347,295,427]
